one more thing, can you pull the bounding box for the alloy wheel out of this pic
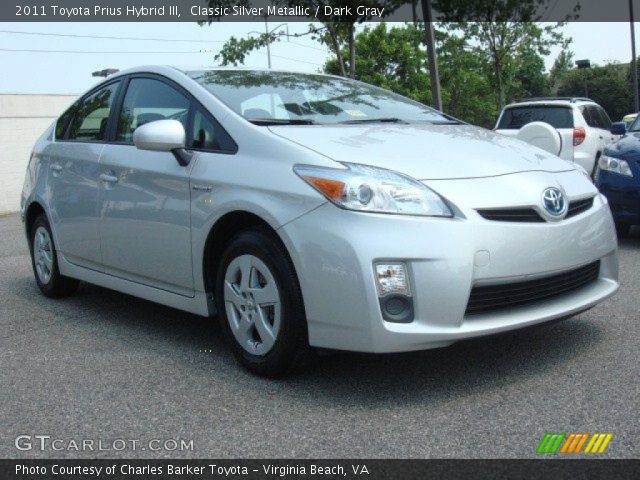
[223,254,282,356]
[33,226,53,285]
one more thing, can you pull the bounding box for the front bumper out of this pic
[280,181,618,353]
[596,169,640,225]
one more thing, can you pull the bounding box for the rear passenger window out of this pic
[581,105,611,129]
[595,107,612,129]
[116,78,190,143]
[498,106,574,129]
[67,82,120,141]
[579,106,594,127]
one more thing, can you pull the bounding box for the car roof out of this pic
[97,65,346,86]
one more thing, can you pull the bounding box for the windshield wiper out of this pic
[338,117,407,124]
[428,120,463,125]
[248,118,318,126]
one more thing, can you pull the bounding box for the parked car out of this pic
[595,119,640,236]
[495,97,615,175]
[622,113,638,128]
[22,67,619,376]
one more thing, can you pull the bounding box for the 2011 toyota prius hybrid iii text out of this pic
[21,66,619,376]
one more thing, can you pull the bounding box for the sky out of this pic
[0,22,638,94]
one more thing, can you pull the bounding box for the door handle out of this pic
[99,173,118,184]
[50,164,62,172]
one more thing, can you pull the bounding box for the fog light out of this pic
[374,263,414,323]
[375,263,411,297]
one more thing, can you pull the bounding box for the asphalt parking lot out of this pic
[0,212,638,459]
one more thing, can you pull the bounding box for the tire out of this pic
[29,214,79,298]
[215,228,312,377]
[615,222,631,238]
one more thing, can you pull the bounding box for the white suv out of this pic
[495,97,615,175]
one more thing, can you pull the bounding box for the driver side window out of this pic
[116,77,190,143]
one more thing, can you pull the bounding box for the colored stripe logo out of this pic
[537,432,613,454]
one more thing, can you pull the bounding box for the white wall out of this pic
[0,94,78,212]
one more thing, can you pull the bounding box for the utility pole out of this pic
[576,59,591,98]
[264,16,272,69]
[630,0,639,112]
[421,0,442,111]
[249,17,288,70]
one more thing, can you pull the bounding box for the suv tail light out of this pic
[573,127,586,146]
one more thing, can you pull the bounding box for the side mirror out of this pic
[610,122,627,135]
[132,119,191,166]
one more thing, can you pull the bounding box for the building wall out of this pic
[0,94,78,212]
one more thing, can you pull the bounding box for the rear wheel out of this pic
[30,214,79,297]
[215,228,312,377]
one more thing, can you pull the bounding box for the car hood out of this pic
[269,123,575,180]
[606,132,640,161]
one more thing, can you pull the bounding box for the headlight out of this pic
[599,155,633,177]
[294,163,453,217]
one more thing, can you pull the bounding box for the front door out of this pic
[98,76,194,296]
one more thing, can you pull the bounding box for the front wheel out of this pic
[29,214,79,297]
[215,228,312,377]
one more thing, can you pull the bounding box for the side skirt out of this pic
[58,253,214,317]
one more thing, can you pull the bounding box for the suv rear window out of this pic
[497,106,574,130]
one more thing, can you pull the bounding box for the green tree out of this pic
[436,29,497,126]
[440,21,568,109]
[511,45,550,99]
[324,23,497,126]
[207,1,405,78]
[325,23,430,101]
[548,50,574,89]
[557,62,633,121]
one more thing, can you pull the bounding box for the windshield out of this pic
[628,115,640,132]
[187,70,451,125]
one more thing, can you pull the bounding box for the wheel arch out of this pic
[24,201,47,242]
[201,210,294,297]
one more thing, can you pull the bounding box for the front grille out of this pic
[476,196,595,223]
[465,261,600,315]
[566,197,594,218]
[477,208,544,222]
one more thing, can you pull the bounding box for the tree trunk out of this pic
[494,57,506,109]
[326,25,346,77]
[348,23,356,78]
[421,0,442,110]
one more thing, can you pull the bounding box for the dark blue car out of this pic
[595,119,640,236]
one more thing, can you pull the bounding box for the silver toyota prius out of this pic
[21,66,619,376]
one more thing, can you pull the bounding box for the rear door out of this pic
[46,80,121,269]
[495,104,574,161]
[97,75,194,296]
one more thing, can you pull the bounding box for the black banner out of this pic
[3,0,640,23]
[1,459,639,480]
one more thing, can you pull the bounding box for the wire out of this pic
[0,29,225,43]
[0,48,203,54]
[0,28,329,52]
[0,47,325,66]
[268,53,323,66]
